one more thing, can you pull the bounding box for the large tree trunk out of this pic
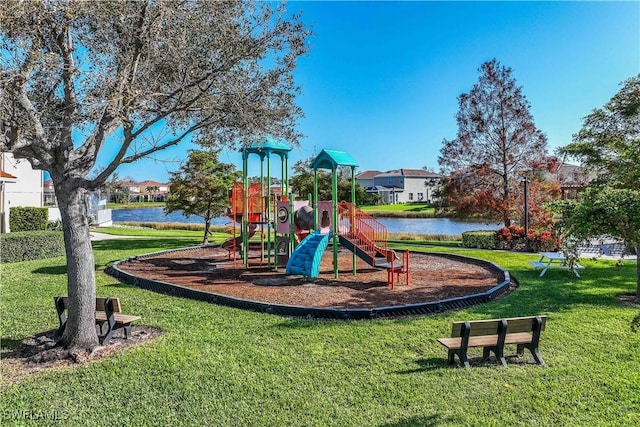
[56,184,99,351]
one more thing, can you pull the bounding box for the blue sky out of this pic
[109,1,639,183]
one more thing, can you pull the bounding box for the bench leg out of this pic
[530,347,545,366]
[447,350,456,365]
[124,325,132,339]
[483,346,507,367]
[101,328,116,346]
[482,347,490,360]
[447,349,470,368]
[456,350,470,369]
[517,344,545,366]
[96,321,108,336]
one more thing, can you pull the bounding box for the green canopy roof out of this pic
[243,136,292,159]
[310,149,358,171]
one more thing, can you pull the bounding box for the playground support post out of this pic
[332,167,338,279]
[351,166,356,276]
[260,154,265,265]
[289,193,295,257]
[313,169,318,231]
[242,153,249,265]
[267,153,272,268]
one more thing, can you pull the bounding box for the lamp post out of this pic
[521,176,529,247]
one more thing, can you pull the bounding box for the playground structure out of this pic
[223,138,292,268]
[224,138,409,289]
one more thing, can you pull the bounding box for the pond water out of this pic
[112,207,501,235]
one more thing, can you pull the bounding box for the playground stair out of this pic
[285,231,332,278]
[337,202,408,288]
[338,233,389,268]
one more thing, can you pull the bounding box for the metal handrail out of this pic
[338,201,388,257]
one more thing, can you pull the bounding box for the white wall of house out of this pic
[1,153,45,232]
[2,154,43,208]
[402,177,429,203]
[368,170,442,204]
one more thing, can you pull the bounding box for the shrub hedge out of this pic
[0,231,65,263]
[496,225,558,252]
[9,206,48,231]
[461,230,497,249]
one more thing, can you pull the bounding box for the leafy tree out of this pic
[290,157,332,201]
[290,157,368,205]
[550,188,640,301]
[0,1,308,352]
[440,168,557,227]
[553,75,640,301]
[558,74,640,189]
[166,150,240,244]
[439,59,549,226]
[145,185,159,202]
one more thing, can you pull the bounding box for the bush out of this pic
[496,225,558,252]
[461,231,496,249]
[0,231,65,263]
[9,206,48,231]
[47,220,63,231]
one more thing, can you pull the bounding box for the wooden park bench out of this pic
[437,315,547,368]
[55,296,141,345]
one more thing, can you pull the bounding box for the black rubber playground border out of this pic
[105,246,512,320]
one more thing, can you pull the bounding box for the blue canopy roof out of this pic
[310,149,358,171]
[243,136,292,159]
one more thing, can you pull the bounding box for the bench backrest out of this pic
[55,297,122,313]
[451,316,547,337]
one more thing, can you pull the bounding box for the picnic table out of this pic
[529,252,584,277]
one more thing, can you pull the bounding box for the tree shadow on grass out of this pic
[33,263,107,275]
[378,414,460,427]
[396,357,448,374]
[32,265,68,275]
[0,336,27,352]
[102,282,140,290]
[91,238,201,253]
[471,262,637,318]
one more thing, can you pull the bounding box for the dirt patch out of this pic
[116,246,503,308]
[1,326,162,388]
[618,293,640,307]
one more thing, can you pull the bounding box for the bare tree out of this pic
[439,59,548,226]
[0,1,309,352]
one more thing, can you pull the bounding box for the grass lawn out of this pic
[1,237,639,426]
[360,203,438,218]
[93,226,229,241]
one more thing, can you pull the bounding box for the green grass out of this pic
[362,203,433,212]
[2,238,639,426]
[361,203,438,218]
[93,226,230,242]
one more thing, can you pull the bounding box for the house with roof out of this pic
[0,152,49,232]
[115,179,170,202]
[43,179,56,205]
[137,180,170,202]
[356,168,443,204]
[0,167,18,233]
[547,162,592,200]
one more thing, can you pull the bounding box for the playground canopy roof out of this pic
[311,149,358,171]
[243,136,292,159]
